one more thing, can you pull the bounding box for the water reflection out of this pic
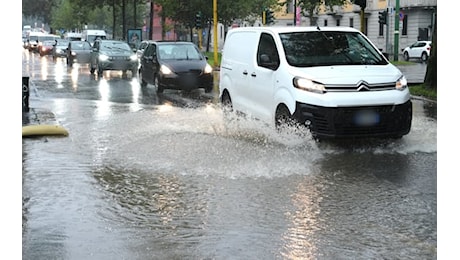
[281,178,322,259]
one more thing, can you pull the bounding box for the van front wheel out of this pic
[275,105,303,134]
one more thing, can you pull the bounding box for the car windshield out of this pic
[56,40,69,46]
[71,41,91,50]
[158,44,202,60]
[43,41,55,46]
[280,31,387,67]
[101,41,132,51]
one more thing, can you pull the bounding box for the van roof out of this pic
[228,26,361,34]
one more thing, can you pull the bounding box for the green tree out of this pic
[23,0,57,25]
[285,0,348,26]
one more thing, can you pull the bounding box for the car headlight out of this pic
[293,77,326,94]
[204,63,213,74]
[130,54,138,61]
[99,54,109,62]
[395,75,408,90]
[160,64,173,75]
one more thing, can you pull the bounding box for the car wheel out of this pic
[139,69,147,87]
[403,52,409,61]
[275,105,303,134]
[421,52,428,62]
[204,85,213,93]
[155,75,164,93]
[97,64,103,76]
[221,91,233,117]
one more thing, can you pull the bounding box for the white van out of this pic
[219,26,412,139]
[81,29,107,45]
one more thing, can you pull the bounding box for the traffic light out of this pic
[262,8,275,25]
[378,10,387,25]
[266,9,275,25]
[195,11,202,29]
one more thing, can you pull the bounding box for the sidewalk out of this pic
[22,107,58,126]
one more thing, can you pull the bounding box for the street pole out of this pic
[385,6,390,55]
[293,0,297,26]
[149,1,154,40]
[213,0,218,68]
[393,0,400,61]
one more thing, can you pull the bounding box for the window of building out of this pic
[349,18,354,28]
[324,19,328,26]
[402,15,408,35]
[336,19,340,26]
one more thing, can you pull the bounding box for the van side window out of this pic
[257,33,280,70]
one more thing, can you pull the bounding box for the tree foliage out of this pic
[282,0,349,25]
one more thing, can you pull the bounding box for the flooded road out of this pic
[22,50,437,259]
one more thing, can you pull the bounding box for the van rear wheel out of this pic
[221,92,233,117]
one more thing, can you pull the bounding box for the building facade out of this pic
[274,0,437,58]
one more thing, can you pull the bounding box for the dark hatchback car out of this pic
[67,40,92,67]
[90,39,139,77]
[139,41,213,93]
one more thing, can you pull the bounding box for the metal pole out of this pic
[393,0,400,61]
[213,0,218,68]
[293,0,297,26]
[149,1,154,40]
[385,6,389,55]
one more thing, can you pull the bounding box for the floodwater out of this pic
[23,97,436,259]
[22,50,436,259]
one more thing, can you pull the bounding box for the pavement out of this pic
[21,62,429,128]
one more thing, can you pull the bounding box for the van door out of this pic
[249,32,280,123]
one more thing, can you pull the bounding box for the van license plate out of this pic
[353,110,380,126]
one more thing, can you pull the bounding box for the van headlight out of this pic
[204,64,213,74]
[293,77,326,94]
[99,54,109,62]
[395,75,408,90]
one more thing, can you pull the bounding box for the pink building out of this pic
[142,3,177,41]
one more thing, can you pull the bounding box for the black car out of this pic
[139,41,213,93]
[67,40,92,67]
[90,39,139,77]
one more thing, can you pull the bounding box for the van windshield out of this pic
[279,31,387,67]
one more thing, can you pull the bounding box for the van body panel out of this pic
[82,30,107,46]
[220,31,260,116]
[219,26,412,139]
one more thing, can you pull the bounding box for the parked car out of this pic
[402,41,431,62]
[67,40,92,67]
[39,40,55,56]
[219,26,412,140]
[138,41,213,93]
[52,39,70,61]
[90,39,138,77]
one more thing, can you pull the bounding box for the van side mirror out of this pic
[259,54,279,70]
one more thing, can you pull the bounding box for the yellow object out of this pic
[22,125,69,137]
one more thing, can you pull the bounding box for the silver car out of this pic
[90,40,139,77]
